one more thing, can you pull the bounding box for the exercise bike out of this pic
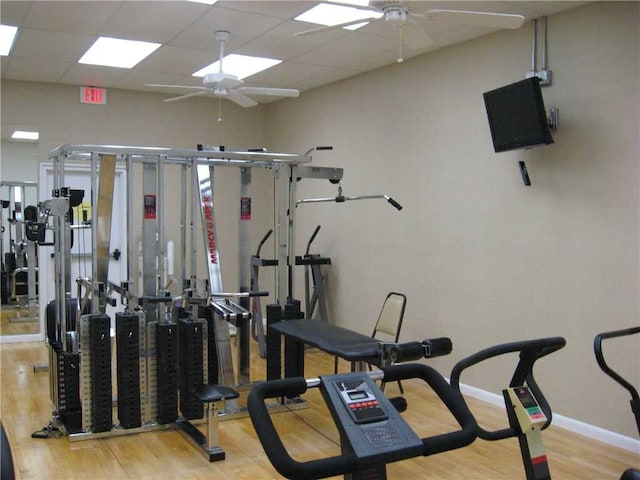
[594,327,640,480]
[249,363,478,480]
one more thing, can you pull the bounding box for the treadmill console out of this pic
[321,373,424,465]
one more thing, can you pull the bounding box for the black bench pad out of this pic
[270,319,380,362]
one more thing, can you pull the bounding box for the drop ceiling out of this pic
[1,1,586,99]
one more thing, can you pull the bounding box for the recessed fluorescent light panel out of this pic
[79,37,161,68]
[11,130,39,141]
[0,24,18,56]
[294,3,382,29]
[187,0,218,4]
[193,54,282,79]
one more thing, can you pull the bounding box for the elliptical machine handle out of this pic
[449,337,566,441]
[248,378,359,480]
[381,363,478,455]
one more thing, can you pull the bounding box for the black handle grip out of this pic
[387,197,403,210]
[594,327,640,436]
[248,291,270,298]
[423,337,453,358]
[594,327,640,399]
[256,229,273,257]
[248,379,359,480]
[305,225,321,256]
[315,146,333,150]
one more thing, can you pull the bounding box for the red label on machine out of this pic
[144,195,156,219]
[202,195,218,264]
[240,197,251,220]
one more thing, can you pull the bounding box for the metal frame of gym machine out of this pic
[44,143,343,440]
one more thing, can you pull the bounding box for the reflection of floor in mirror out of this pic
[0,304,40,335]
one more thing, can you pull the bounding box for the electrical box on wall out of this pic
[526,69,552,86]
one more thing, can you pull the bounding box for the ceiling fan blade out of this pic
[294,16,379,36]
[164,91,210,103]
[425,9,525,29]
[225,92,258,108]
[237,87,300,98]
[146,83,207,91]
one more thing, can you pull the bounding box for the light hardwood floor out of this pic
[1,340,638,479]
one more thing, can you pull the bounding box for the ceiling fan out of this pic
[146,30,300,108]
[295,1,526,62]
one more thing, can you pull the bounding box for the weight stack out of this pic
[51,342,82,433]
[89,314,112,433]
[284,300,305,380]
[177,319,204,420]
[156,322,178,424]
[115,312,142,429]
[201,305,218,386]
[266,304,283,381]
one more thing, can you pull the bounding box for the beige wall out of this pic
[266,2,640,438]
[1,1,638,440]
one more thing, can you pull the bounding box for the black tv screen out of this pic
[483,77,554,153]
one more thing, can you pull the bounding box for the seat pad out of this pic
[270,319,380,361]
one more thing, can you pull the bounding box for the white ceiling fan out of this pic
[295,1,526,62]
[146,30,299,108]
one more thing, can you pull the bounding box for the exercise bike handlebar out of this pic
[449,337,566,441]
[248,364,477,480]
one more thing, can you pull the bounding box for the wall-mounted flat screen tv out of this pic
[483,77,554,153]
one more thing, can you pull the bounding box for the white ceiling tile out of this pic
[0,1,32,26]
[100,1,210,43]
[169,5,285,51]
[237,20,343,61]
[22,1,122,35]
[216,1,316,20]
[60,63,129,88]
[137,45,216,75]
[11,29,95,62]
[3,57,71,83]
[292,32,397,68]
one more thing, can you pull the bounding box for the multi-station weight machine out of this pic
[1,181,39,315]
[38,143,355,444]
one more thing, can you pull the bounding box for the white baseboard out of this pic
[456,381,640,454]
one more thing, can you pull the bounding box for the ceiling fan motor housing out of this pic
[385,8,409,26]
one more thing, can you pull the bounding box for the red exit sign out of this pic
[80,86,107,105]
